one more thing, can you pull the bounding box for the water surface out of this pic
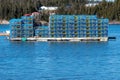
[0,24,120,80]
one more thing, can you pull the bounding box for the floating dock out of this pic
[10,37,108,42]
[9,15,109,42]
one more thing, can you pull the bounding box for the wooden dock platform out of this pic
[10,37,108,42]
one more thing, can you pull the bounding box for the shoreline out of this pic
[0,20,120,25]
[0,20,9,24]
[109,21,120,25]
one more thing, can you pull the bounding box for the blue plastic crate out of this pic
[22,20,33,24]
[21,16,33,20]
[11,30,22,34]
[68,15,74,20]
[41,34,49,37]
[22,30,34,34]
[56,15,63,20]
[80,34,86,37]
[9,19,23,25]
[40,26,49,29]
[80,15,87,20]
[80,31,87,34]
[102,19,109,23]
[101,34,108,37]
[56,23,63,26]
[22,33,34,37]
[10,33,22,38]
[22,24,34,30]
[11,25,22,30]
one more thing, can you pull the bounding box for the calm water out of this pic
[0,24,120,80]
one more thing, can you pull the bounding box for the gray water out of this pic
[0,24,120,80]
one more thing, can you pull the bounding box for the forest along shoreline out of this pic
[0,20,120,25]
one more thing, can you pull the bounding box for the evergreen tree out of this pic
[0,0,119,21]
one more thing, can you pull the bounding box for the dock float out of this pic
[10,37,108,42]
[108,37,116,40]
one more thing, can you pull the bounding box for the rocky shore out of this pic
[0,20,120,25]
[0,20,9,24]
[109,21,120,24]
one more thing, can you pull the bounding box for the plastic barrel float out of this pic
[22,37,27,41]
